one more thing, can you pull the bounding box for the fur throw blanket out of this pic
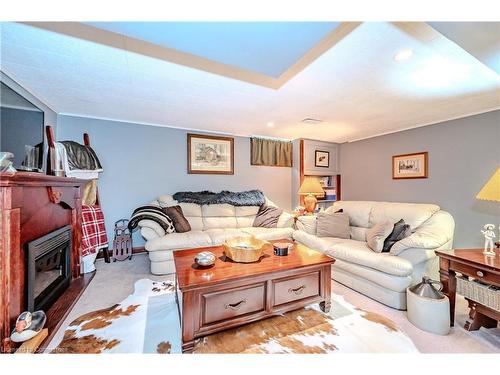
[173,190,265,206]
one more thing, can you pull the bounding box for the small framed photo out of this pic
[315,150,330,168]
[187,133,234,174]
[392,152,428,179]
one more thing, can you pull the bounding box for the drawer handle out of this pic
[224,299,247,311]
[476,271,484,278]
[288,285,306,295]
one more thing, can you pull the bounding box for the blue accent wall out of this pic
[57,115,292,246]
[340,110,500,248]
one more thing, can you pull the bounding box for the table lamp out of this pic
[476,167,500,255]
[298,176,325,214]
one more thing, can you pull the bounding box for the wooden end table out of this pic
[435,248,499,331]
[173,239,334,353]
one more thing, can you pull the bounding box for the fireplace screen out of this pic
[26,225,72,312]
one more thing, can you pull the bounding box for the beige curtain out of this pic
[251,138,292,167]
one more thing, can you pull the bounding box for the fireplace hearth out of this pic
[26,225,72,312]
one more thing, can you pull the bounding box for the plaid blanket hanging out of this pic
[82,205,108,257]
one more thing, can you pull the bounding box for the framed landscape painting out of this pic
[392,152,428,179]
[315,150,330,168]
[187,133,234,174]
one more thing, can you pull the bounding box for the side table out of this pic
[435,248,499,331]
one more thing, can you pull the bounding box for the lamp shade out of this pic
[298,176,325,196]
[476,167,500,202]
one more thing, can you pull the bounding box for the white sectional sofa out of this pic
[293,201,455,310]
[137,195,454,310]
[138,194,295,275]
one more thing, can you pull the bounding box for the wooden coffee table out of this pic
[173,239,334,353]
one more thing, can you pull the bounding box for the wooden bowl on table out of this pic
[223,236,269,263]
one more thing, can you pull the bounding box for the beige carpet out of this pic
[46,253,499,353]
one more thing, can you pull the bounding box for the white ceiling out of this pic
[0,21,499,142]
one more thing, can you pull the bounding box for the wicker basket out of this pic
[223,236,269,263]
[456,276,500,312]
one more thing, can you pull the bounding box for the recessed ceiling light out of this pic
[267,122,274,127]
[302,118,323,125]
[394,49,413,62]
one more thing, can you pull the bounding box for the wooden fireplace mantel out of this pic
[0,172,88,353]
[0,172,87,187]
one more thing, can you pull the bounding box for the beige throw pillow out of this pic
[316,212,350,239]
[366,222,394,252]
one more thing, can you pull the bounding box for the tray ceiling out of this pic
[85,22,341,78]
[0,21,498,142]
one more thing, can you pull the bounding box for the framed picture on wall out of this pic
[315,150,330,168]
[392,152,428,179]
[187,133,234,174]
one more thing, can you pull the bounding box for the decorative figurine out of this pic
[0,152,16,172]
[481,223,496,256]
[10,311,47,342]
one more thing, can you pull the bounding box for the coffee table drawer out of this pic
[273,272,320,306]
[202,283,265,325]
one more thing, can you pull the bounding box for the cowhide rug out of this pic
[53,279,180,353]
[53,279,418,354]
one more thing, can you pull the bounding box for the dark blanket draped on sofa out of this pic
[173,190,265,206]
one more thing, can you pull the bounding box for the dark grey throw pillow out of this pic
[253,204,283,228]
[382,219,411,253]
[161,205,191,233]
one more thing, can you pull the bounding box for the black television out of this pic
[0,81,45,172]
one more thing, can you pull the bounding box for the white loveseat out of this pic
[138,194,295,275]
[293,201,454,310]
